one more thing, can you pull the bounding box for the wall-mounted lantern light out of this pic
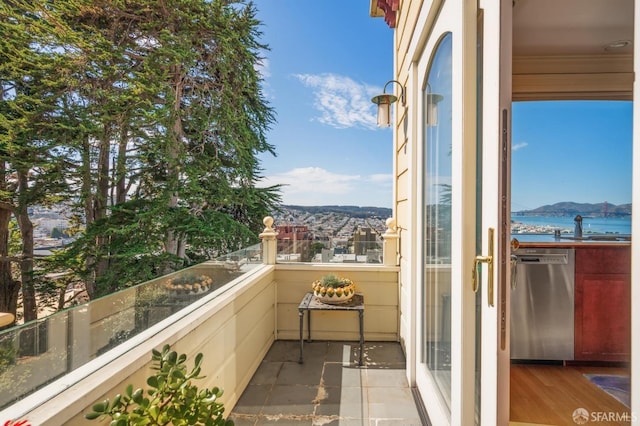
[426,93,444,127]
[371,80,405,127]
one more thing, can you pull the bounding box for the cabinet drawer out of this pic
[574,272,630,362]
[575,247,630,274]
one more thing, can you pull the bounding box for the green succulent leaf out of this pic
[132,388,144,403]
[147,375,159,388]
[92,400,108,413]
[84,411,102,420]
[87,346,229,425]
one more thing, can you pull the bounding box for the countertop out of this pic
[512,234,631,249]
[517,241,630,248]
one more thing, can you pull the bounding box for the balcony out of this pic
[228,340,422,425]
[0,218,419,424]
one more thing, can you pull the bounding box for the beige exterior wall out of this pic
[6,264,399,425]
[389,0,430,359]
[275,264,400,341]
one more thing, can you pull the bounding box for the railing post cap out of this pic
[385,217,396,230]
[260,216,277,239]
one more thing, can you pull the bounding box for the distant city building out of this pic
[275,224,313,262]
[270,206,389,263]
[352,227,378,255]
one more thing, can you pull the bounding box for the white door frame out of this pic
[407,1,638,423]
[477,0,512,424]
[631,0,639,418]
[407,1,498,424]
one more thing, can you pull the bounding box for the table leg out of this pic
[298,309,304,364]
[307,310,311,342]
[358,310,364,366]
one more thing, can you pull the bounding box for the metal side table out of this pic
[298,292,364,365]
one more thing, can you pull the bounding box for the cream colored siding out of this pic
[396,200,410,234]
[274,264,399,341]
[393,0,424,233]
[398,255,412,351]
[396,169,410,201]
[397,0,427,77]
[396,145,409,173]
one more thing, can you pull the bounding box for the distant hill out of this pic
[280,205,392,219]
[513,202,631,217]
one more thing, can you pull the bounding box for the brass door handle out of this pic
[472,228,495,306]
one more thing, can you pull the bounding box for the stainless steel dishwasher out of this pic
[510,247,575,361]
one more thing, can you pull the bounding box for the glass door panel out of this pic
[423,32,453,410]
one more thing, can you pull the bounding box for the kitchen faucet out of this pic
[574,215,583,238]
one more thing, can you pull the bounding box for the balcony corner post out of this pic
[259,216,278,265]
[382,217,399,266]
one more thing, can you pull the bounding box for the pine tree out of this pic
[1,0,282,317]
[0,0,79,321]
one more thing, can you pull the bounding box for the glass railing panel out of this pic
[0,243,262,410]
[276,239,383,263]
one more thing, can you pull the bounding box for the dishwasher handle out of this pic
[510,254,518,290]
[510,238,519,291]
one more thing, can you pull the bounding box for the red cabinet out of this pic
[574,246,631,362]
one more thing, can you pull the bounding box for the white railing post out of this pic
[259,216,277,265]
[382,217,399,266]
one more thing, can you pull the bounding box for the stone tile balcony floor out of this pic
[228,340,424,426]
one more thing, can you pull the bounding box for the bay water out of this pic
[511,215,631,242]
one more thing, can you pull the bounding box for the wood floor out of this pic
[510,363,631,426]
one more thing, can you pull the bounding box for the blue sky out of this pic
[512,101,632,211]
[252,2,633,211]
[254,1,394,208]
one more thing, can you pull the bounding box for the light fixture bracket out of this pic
[371,79,405,106]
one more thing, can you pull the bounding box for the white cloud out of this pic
[512,141,528,151]
[293,73,380,130]
[259,167,391,207]
[256,58,271,79]
[369,173,392,182]
[257,58,275,100]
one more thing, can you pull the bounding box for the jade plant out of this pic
[315,274,353,288]
[85,345,233,426]
[312,274,356,303]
